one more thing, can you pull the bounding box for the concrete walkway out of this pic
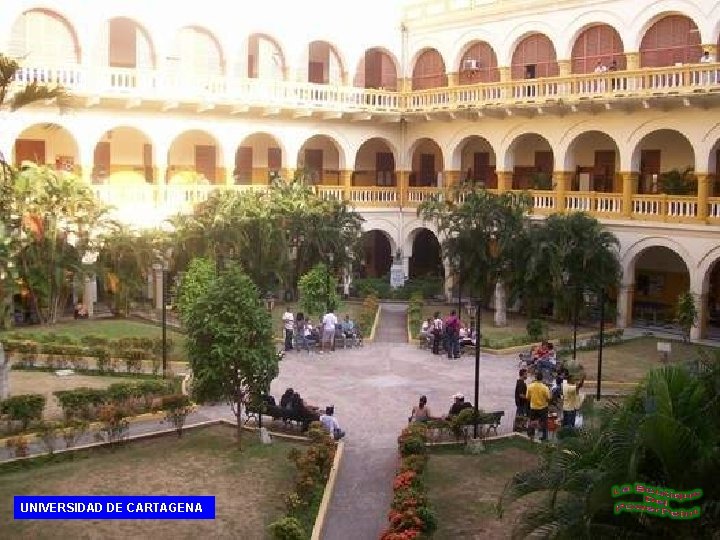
[373,303,408,343]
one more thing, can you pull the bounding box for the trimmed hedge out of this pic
[0,394,46,429]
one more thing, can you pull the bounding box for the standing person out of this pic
[562,374,584,428]
[444,310,460,359]
[526,371,551,441]
[431,312,443,355]
[515,369,529,417]
[321,306,338,355]
[282,306,294,351]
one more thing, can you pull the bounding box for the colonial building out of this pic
[3,0,720,340]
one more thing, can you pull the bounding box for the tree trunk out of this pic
[0,344,9,400]
[494,280,507,327]
[235,387,243,450]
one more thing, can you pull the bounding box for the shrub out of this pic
[95,404,129,447]
[160,394,193,438]
[5,435,29,458]
[124,348,145,373]
[267,516,306,540]
[526,318,546,341]
[37,421,61,454]
[62,420,89,448]
[0,394,46,429]
[54,388,107,421]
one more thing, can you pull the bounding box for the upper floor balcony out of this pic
[12,61,720,118]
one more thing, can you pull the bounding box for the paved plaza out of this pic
[270,304,518,540]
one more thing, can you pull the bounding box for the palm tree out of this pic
[0,53,70,113]
[499,363,720,539]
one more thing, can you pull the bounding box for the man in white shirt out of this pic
[282,307,294,351]
[319,406,344,440]
[321,308,338,354]
[699,51,716,85]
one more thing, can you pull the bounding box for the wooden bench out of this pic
[245,404,319,430]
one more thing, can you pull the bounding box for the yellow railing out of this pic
[90,184,718,227]
[12,62,719,114]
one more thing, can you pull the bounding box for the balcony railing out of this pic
[12,62,720,114]
[91,184,718,227]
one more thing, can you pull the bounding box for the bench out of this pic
[455,410,505,440]
[245,403,319,430]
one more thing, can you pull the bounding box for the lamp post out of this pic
[467,299,482,439]
[562,271,580,362]
[596,287,606,400]
[326,252,335,312]
[156,248,173,378]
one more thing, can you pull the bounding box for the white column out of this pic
[153,263,164,310]
[616,283,634,329]
[690,292,707,341]
[342,266,352,297]
[443,260,453,301]
[402,256,410,282]
[147,270,154,299]
[493,280,507,327]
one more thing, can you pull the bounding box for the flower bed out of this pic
[381,423,437,539]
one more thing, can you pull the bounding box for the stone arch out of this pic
[354,47,399,90]
[561,130,621,191]
[631,2,708,50]
[408,138,444,187]
[570,23,625,73]
[302,40,345,85]
[12,123,80,173]
[360,229,395,278]
[296,134,346,184]
[449,28,500,73]
[353,137,397,187]
[621,236,695,285]
[171,25,226,77]
[167,129,224,184]
[456,40,499,84]
[638,13,702,67]
[559,11,628,59]
[362,217,401,251]
[501,19,558,67]
[451,135,498,187]
[412,48,448,90]
[510,32,558,80]
[405,227,444,280]
[698,245,720,293]
[628,127,695,176]
[9,7,81,63]
[240,32,286,80]
[93,125,155,184]
[96,17,157,70]
[234,132,286,184]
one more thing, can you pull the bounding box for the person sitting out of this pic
[74,302,89,320]
[341,314,356,339]
[419,318,432,348]
[303,320,319,349]
[409,395,436,423]
[290,392,320,431]
[446,392,472,419]
[280,388,295,410]
[459,326,476,347]
[537,343,557,374]
[319,405,345,440]
[533,341,549,362]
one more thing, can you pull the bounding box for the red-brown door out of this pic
[93,141,110,182]
[195,145,216,183]
[473,152,490,184]
[420,153,435,186]
[365,50,382,89]
[640,15,702,67]
[412,49,447,90]
[594,150,616,192]
[309,62,324,84]
[375,152,395,185]
[235,146,252,184]
[640,149,661,194]
[108,18,137,68]
[143,143,153,183]
[459,42,499,84]
[511,34,558,79]
[268,147,281,178]
[14,139,46,165]
[571,24,625,73]
[535,151,554,175]
[305,149,323,183]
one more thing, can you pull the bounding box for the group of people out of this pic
[273,387,344,439]
[408,392,473,423]
[282,306,360,354]
[419,310,477,359]
[515,364,584,442]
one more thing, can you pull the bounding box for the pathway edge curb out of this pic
[311,440,345,540]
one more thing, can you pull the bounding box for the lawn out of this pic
[8,370,148,421]
[425,437,541,539]
[569,336,718,385]
[420,304,595,347]
[0,425,300,539]
[3,319,188,363]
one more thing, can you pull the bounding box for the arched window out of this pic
[412,49,447,90]
[640,15,702,67]
[458,41,499,84]
[511,34,558,79]
[571,24,625,73]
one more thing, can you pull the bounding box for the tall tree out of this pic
[179,263,278,448]
[419,188,531,325]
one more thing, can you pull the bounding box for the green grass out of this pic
[570,336,717,384]
[425,437,540,539]
[2,319,188,362]
[0,425,301,538]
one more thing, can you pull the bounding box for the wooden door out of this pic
[571,25,625,73]
[459,42,499,84]
[420,153,435,186]
[93,141,110,181]
[375,152,395,185]
[309,62,324,84]
[235,146,252,184]
[109,18,137,68]
[305,149,323,183]
[473,152,490,184]
[594,150,615,192]
[14,139,45,165]
[195,145,216,182]
[534,151,554,175]
[412,49,447,90]
[640,15,702,67]
[143,143,153,182]
[365,50,382,89]
[640,149,661,194]
[268,147,281,177]
[511,34,558,79]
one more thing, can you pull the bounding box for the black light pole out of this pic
[572,286,580,362]
[326,254,334,312]
[161,265,168,378]
[596,287,606,400]
[473,299,481,439]
[457,267,462,318]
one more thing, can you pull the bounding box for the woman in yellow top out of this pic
[561,375,584,428]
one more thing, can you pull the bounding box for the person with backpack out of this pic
[431,312,443,355]
[444,310,460,359]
